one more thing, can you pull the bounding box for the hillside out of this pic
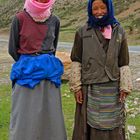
[0,0,140,45]
[54,0,140,44]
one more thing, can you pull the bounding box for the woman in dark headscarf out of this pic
[9,0,67,140]
[70,0,133,139]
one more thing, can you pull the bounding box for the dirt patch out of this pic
[117,1,140,19]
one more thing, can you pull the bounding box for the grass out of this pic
[127,117,140,140]
[126,91,140,140]
[0,84,11,140]
[0,0,5,2]
[0,83,140,140]
[59,31,75,42]
[61,82,75,139]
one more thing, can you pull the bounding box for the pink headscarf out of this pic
[24,0,55,22]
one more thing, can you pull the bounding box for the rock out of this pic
[136,78,140,81]
[127,125,136,134]
[56,51,71,81]
[130,53,140,91]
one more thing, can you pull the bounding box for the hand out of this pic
[119,90,128,103]
[74,90,83,104]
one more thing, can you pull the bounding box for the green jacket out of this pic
[71,24,129,84]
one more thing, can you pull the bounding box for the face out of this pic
[92,0,107,19]
[36,0,49,3]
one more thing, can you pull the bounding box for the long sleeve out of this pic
[118,32,129,67]
[70,29,83,63]
[8,16,20,61]
[69,29,83,93]
[53,18,60,55]
[118,31,133,93]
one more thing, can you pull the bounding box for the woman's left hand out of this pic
[119,91,128,103]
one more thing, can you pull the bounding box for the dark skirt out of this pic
[72,84,126,140]
[88,125,125,140]
[9,80,67,140]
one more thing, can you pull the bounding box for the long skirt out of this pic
[72,82,126,140]
[9,80,67,140]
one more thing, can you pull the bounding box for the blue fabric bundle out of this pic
[10,54,64,89]
[87,0,119,28]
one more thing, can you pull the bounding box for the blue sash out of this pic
[10,54,64,89]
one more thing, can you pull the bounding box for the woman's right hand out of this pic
[74,90,83,104]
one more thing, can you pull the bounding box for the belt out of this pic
[31,51,54,56]
[31,52,43,56]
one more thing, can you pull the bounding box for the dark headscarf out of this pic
[87,0,119,28]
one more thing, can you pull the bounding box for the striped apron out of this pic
[87,81,125,130]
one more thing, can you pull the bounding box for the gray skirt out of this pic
[9,80,67,140]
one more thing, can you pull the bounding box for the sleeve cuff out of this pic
[69,61,82,93]
[120,65,133,93]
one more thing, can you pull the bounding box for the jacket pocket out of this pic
[83,57,98,73]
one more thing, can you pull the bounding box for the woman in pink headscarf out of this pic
[9,0,67,140]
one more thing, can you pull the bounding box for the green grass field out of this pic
[0,83,140,140]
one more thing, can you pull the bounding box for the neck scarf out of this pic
[87,0,119,28]
[100,25,112,39]
[24,0,55,22]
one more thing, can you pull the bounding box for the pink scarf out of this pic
[101,25,112,39]
[24,0,55,22]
